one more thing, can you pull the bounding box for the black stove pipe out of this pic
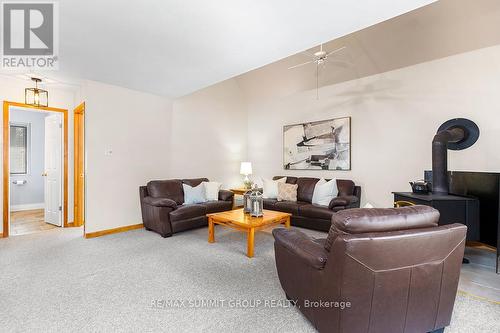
[432,128,465,194]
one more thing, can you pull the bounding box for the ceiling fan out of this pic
[288,44,348,99]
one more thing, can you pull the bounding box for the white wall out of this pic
[0,76,78,235]
[82,80,172,233]
[9,109,48,208]
[2,78,175,235]
[170,79,248,188]
[81,78,248,233]
[243,45,500,208]
[3,48,498,235]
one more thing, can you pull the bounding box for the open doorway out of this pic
[10,108,62,235]
[3,101,68,237]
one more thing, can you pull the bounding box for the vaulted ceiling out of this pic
[36,0,436,97]
[235,0,500,100]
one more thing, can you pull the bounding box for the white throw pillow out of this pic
[183,183,206,204]
[311,178,327,204]
[262,177,286,199]
[312,179,338,206]
[204,181,222,201]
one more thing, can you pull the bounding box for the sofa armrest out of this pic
[272,228,328,270]
[218,190,234,202]
[329,195,359,209]
[143,197,178,209]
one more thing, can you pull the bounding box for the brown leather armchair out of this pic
[273,206,466,333]
[139,178,234,237]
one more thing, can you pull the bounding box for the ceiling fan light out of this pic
[314,51,327,58]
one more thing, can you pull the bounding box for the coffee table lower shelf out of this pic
[207,209,291,258]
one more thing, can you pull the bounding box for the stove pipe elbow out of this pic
[432,128,465,194]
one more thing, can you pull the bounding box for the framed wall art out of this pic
[283,117,351,170]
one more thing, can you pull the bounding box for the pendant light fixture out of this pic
[25,77,48,107]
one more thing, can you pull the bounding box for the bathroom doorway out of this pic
[3,102,68,237]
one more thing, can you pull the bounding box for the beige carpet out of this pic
[0,226,498,332]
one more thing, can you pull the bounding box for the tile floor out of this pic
[9,209,58,236]
[459,245,500,304]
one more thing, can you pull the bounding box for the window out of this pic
[10,124,29,175]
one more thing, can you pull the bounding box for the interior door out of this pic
[44,114,62,226]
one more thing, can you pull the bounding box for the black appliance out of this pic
[393,191,480,244]
[425,170,500,273]
[398,118,500,273]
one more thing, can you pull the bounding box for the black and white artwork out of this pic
[283,117,351,170]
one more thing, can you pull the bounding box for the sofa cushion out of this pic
[218,190,234,202]
[274,201,308,215]
[200,201,232,214]
[143,197,177,209]
[263,198,278,209]
[296,178,320,203]
[299,204,335,221]
[329,195,359,209]
[337,179,355,196]
[329,197,348,207]
[182,178,209,187]
[147,180,184,204]
[169,204,207,222]
[331,206,346,212]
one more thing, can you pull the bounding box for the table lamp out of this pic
[240,162,253,189]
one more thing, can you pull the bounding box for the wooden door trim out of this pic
[73,102,84,228]
[3,101,69,237]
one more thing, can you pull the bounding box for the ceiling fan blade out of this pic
[326,46,347,57]
[288,60,315,70]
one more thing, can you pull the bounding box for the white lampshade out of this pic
[240,162,252,175]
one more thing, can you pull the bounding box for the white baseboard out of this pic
[11,203,44,212]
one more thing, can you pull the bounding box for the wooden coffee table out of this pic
[207,209,291,258]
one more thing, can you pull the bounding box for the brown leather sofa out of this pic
[139,178,234,237]
[273,206,466,333]
[263,176,361,231]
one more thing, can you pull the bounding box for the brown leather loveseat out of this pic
[264,176,361,231]
[273,206,466,333]
[139,178,234,237]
